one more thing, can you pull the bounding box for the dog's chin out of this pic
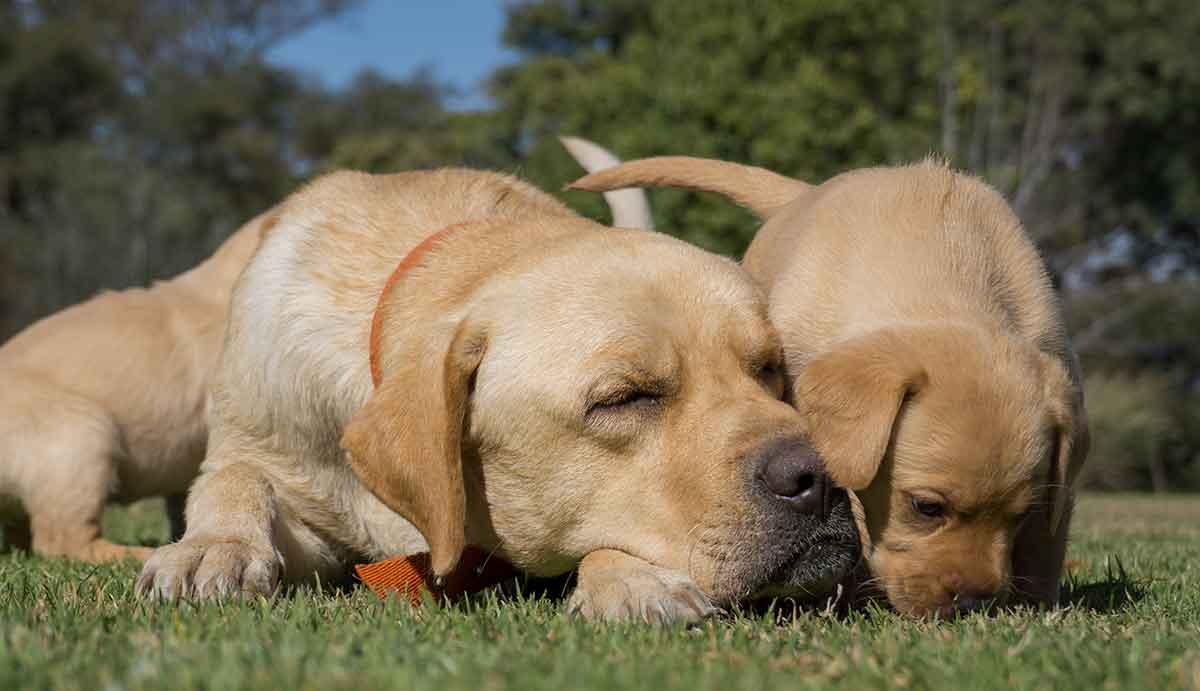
[751,533,861,602]
[740,499,862,603]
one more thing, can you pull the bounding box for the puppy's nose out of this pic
[758,439,830,519]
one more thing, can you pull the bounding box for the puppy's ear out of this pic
[341,322,486,578]
[794,330,928,490]
[1041,355,1089,535]
[568,156,811,218]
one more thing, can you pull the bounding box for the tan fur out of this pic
[572,155,810,218]
[0,211,273,562]
[136,168,861,622]
[572,156,1089,617]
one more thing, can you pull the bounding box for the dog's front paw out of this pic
[567,549,717,624]
[135,538,282,601]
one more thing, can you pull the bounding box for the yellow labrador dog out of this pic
[135,168,861,622]
[0,212,273,562]
[572,156,1088,618]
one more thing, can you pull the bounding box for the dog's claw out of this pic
[136,539,281,601]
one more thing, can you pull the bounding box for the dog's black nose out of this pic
[758,439,830,519]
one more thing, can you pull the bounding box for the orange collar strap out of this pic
[355,546,519,607]
[358,220,518,606]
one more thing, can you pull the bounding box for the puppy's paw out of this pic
[567,550,717,624]
[136,538,282,601]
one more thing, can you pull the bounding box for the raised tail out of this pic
[568,154,811,219]
[559,136,655,230]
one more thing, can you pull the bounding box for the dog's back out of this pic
[748,161,1072,373]
[217,168,582,450]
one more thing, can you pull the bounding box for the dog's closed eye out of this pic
[587,388,663,415]
[584,384,666,441]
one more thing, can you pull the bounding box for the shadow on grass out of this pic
[746,555,1149,624]
[243,554,1149,619]
[283,569,577,607]
[1060,555,1147,613]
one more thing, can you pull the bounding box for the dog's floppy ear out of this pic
[794,329,928,490]
[1041,354,1089,535]
[568,156,811,219]
[341,321,486,578]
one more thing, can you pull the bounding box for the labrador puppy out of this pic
[134,167,861,622]
[0,211,273,562]
[571,156,1088,617]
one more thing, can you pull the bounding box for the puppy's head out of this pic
[795,323,1084,617]
[342,223,860,605]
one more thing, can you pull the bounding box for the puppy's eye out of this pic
[911,497,946,519]
[587,389,661,416]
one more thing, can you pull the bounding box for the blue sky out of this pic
[266,1,518,110]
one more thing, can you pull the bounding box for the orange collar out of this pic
[357,220,518,605]
[355,546,518,607]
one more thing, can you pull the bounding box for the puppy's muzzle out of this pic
[756,438,834,521]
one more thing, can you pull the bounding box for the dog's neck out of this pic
[359,217,528,603]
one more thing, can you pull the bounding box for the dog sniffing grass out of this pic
[1,494,1198,691]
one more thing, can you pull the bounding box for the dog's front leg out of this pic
[567,549,717,623]
[136,461,283,601]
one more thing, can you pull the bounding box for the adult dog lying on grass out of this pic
[136,167,861,622]
[0,211,273,563]
[572,155,1088,618]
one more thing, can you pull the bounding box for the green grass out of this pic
[2,495,1198,690]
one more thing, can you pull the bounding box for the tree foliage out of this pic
[0,0,357,335]
[489,0,951,255]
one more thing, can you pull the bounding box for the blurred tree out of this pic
[0,0,358,337]
[490,0,946,256]
[293,69,515,174]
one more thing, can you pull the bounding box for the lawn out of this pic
[1,494,1197,690]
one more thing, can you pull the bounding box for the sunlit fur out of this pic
[136,168,860,622]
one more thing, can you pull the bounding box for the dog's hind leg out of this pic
[23,410,152,563]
